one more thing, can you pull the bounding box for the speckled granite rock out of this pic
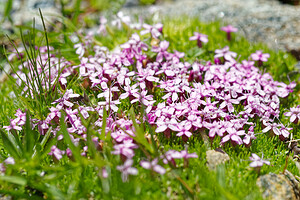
[206,149,230,170]
[284,170,300,200]
[121,0,300,60]
[257,170,300,200]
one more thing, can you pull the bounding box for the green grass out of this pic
[0,12,300,200]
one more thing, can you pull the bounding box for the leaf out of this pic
[59,111,81,162]
[3,0,13,23]
[0,129,21,159]
[0,175,27,186]
[23,110,38,158]
[100,107,107,140]
[44,184,66,199]
[0,189,35,199]
[129,108,154,154]
[40,126,53,150]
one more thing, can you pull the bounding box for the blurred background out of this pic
[0,0,300,65]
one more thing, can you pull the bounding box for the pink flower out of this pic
[251,50,270,62]
[278,125,292,139]
[243,126,256,145]
[78,106,94,120]
[189,32,208,48]
[117,159,138,182]
[73,57,95,77]
[214,46,237,62]
[4,109,27,131]
[169,121,192,138]
[221,127,245,145]
[152,40,172,63]
[4,157,15,165]
[251,50,270,66]
[262,121,280,135]
[3,119,23,131]
[284,106,300,123]
[102,167,108,178]
[219,94,240,113]
[140,158,166,174]
[97,16,107,36]
[180,150,198,159]
[140,23,163,39]
[112,140,138,159]
[74,43,85,58]
[249,153,270,168]
[46,107,61,123]
[111,12,131,29]
[49,145,65,161]
[52,89,80,109]
[0,157,15,174]
[221,25,238,41]
[203,121,222,138]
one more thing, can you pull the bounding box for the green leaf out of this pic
[100,107,107,140]
[40,126,53,150]
[3,0,13,23]
[129,108,154,154]
[0,129,21,159]
[23,110,38,158]
[59,111,81,162]
[0,175,27,186]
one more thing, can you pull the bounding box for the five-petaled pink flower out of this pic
[140,158,166,174]
[251,50,270,66]
[221,25,238,41]
[117,159,138,182]
[284,106,300,124]
[214,46,237,62]
[189,32,208,48]
[249,153,270,168]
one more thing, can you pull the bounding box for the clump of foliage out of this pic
[0,10,300,199]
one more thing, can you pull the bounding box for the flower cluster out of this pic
[3,13,297,179]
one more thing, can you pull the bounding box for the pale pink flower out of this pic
[249,153,270,168]
[189,32,208,48]
[221,25,238,41]
[117,159,138,182]
[140,159,166,174]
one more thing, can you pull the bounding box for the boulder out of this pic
[206,149,230,170]
[257,170,300,200]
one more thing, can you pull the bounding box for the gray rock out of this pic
[1,0,59,30]
[284,170,300,200]
[121,0,300,60]
[256,170,300,200]
[0,194,12,200]
[123,0,140,7]
[206,149,230,170]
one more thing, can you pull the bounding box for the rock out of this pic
[0,195,12,200]
[284,170,300,200]
[121,0,300,61]
[123,0,140,7]
[256,170,300,200]
[206,149,230,170]
[0,0,59,31]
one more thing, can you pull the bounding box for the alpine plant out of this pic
[2,12,297,178]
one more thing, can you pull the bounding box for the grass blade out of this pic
[0,129,21,159]
[23,110,38,158]
[0,175,27,186]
